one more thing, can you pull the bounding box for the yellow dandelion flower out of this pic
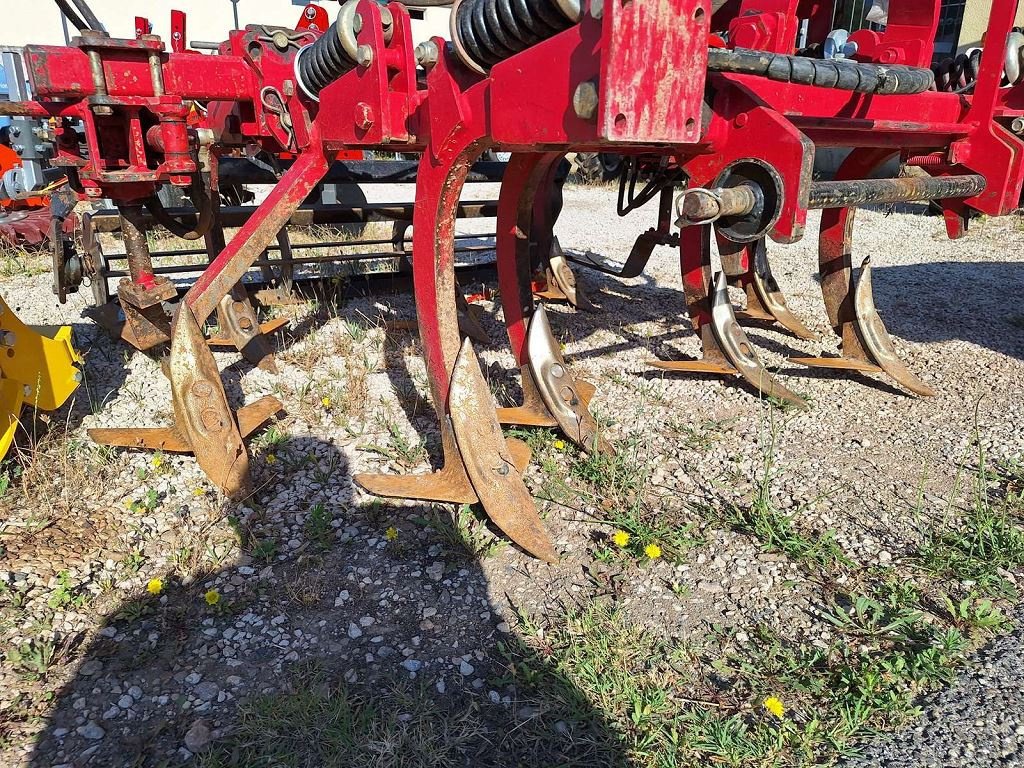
[204,589,221,606]
[124,498,135,509]
[385,526,399,542]
[192,487,206,497]
[612,530,631,547]
[553,440,566,450]
[763,696,785,718]
[644,543,662,559]
[146,578,163,596]
[265,454,277,464]
[151,455,163,469]
[321,396,332,409]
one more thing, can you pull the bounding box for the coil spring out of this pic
[932,29,1024,93]
[451,0,581,74]
[295,1,360,100]
[931,49,982,93]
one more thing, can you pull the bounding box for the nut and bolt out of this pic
[550,363,565,378]
[1012,117,1024,134]
[356,44,374,67]
[272,30,291,50]
[0,331,15,346]
[590,0,604,18]
[572,81,599,121]
[353,12,364,33]
[415,40,439,68]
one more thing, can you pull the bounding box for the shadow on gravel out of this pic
[24,431,628,767]
[873,262,1024,362]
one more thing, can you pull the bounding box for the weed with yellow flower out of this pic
[763,696,785,718]
[146,578,163,596]
[204,589,221,606]
[385,526,399,542]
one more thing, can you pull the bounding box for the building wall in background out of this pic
[1,1,448,49]
[957,0,1024,53]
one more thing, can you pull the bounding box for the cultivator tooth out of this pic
[449,339,558,562]
[492,153,608,455]
[204,223,282,372]
[352,342,553,560]
[521,305,610,454]
[654,225,805,406]
[207,288,282,372]
[790,257,936,396]
[788,149,935,397]
[534,238,597,311]
[653,272,807,407]
[89,303,283,497]
[723,239,817,341]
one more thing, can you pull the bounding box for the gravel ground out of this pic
[843,606,1024,768]
[0,184,1022,766]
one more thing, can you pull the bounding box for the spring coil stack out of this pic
[931,30,1024,93]
[450,0,581,74]
[295,0,361,100]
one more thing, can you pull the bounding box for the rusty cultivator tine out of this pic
[789,149,935,397]
[205,217,282,372]
[652,224,806,407]
[90,149,334,494]
[450,339,558,562]
[491,153,609,453]
[88,302,284,497]
[720,237,817,340]
[353,136,557,562]
[534,237,597,311]
[525,305,612,454]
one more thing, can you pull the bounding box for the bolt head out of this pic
[354,102,375,130]
[356,44,373,68]
[415,41,439,68]
[272,30,290,50]
[572,81,599,121]
[590,0,604,18]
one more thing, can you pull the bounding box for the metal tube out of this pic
[118,204,157,288]
[806,174,986,209]
[87,201,499,232]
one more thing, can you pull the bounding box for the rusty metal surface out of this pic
[496,365,559,428]
[353,422,478,505]
[449,339,557,563]
[168,302,250,498]
[455,288,490,346]
[707,272,806,407]
[214,289,278,372]
[544,238,595,311]
[807,174,986,209]
[525,305,611,455]
[851,257,936,396]
[743,239,817,341]
[87,426,191,452]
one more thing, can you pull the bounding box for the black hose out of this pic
[707,47,935,95]
[144,176,215,241]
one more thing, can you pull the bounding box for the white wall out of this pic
[0,1,449,48]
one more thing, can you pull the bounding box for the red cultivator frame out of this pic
[6,0,1024,559]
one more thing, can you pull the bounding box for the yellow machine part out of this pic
[0,294,83,460]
